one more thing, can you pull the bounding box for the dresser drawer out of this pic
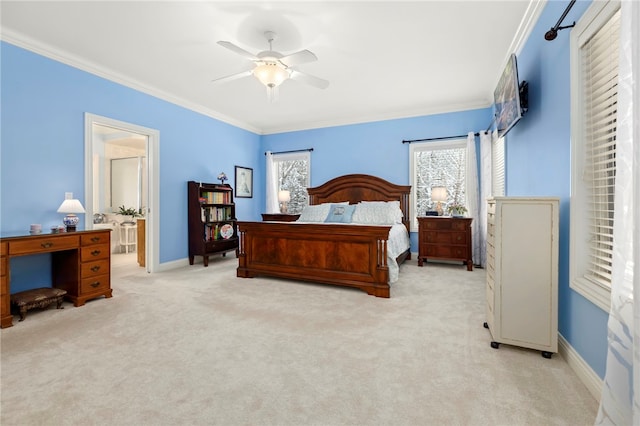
[81,244,110,262]
[425,245,468,259]
[424,231,467,245]
[9,235,79,255]
[81,259,110,278]
[81,232,110,246]
[80,274,110,294]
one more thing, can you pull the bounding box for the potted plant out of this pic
[117,206,140,224]
[446,203,467,217]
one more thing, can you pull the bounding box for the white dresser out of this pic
[484,197,559,358]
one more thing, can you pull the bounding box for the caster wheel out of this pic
[542,351,552,359]
[483,322,489,329]
[490,341,500,349]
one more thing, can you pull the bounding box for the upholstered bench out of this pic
[10,288,67,322]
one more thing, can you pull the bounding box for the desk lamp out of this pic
[57,192,85,231]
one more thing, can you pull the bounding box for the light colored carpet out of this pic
[1,255,598,426]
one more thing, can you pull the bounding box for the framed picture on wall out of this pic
[235,166,253,198]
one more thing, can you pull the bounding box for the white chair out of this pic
[118,222,137,253]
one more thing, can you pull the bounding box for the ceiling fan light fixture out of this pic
[253,62,290,88]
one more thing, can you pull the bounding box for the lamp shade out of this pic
[278,190,291,203]
[57,193,85,214]
[430,186,448,202]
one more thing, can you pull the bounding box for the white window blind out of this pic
[582,8,620,289]
[492,135,505,197]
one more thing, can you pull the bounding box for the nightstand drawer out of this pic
[425,245,468,259]
[424,231,467,245]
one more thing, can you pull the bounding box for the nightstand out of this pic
[417,216,473,271]
[261,213,300,222]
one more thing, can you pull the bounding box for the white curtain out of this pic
[478,131,493,268]
[596,2,640,425]
[265,151,279,213]
[466,132,480,265]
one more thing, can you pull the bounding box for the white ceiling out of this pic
[0,1,539,135]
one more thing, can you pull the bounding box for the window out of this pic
[492,135,505,196]
[273,151,310,214]
[410,139,467,231]
[570,0,620,311]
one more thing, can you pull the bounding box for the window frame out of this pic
[569,0,620,312]
[409,138,467,232]
[271,151,311,214]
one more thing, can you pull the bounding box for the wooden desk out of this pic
[0,229,112,328]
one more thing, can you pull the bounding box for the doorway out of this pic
[84,113,160,273]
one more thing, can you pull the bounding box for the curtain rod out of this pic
[402,115,496,144]
[265,148,314,156]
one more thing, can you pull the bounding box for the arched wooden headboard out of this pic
[307,174,411,231]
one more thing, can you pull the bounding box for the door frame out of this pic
[84,113,160,273]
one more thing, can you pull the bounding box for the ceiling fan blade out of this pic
[289,70,329,90]
[217,41,258,61]
[279,49,317,67]
[211,70,253,84]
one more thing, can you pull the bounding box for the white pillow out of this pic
[357,201,403,224]
[297,204,332,222]
[352,203,396,224]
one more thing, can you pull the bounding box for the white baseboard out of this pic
[558,333,603,403]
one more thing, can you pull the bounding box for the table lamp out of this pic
[57,192,85,231]
[431,186,447,216]
[278,190,291,214]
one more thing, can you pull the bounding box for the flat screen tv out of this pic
[494,53,523,138]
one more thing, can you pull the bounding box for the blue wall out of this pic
[504,0,607,378]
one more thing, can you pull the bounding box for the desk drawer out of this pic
[81,232,110,246]
[81,259,110,278]
[80,274,110,294]
[81,244,110,262]
[9,235,79,255]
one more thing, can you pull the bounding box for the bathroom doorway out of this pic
[84,113,160,273]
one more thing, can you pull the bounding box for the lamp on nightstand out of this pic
[431,186,447,216]
[278,190,291,213]
[57,192,85,232]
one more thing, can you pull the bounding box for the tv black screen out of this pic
[494,53,523,138]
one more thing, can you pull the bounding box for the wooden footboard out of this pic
[237,222,392,297]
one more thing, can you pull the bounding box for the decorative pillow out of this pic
[324,204,356,223]
[297,204,332,222]
[353,201,403,224]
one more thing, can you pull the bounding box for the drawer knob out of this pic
[41,242,53,248]
[91,250,101,256]
[91,237,100,242]
[90,281,100,288]
[91,265,101,272]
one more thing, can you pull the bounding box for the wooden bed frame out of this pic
[236,174,411,298]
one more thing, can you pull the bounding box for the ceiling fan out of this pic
[213,31,329,102]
